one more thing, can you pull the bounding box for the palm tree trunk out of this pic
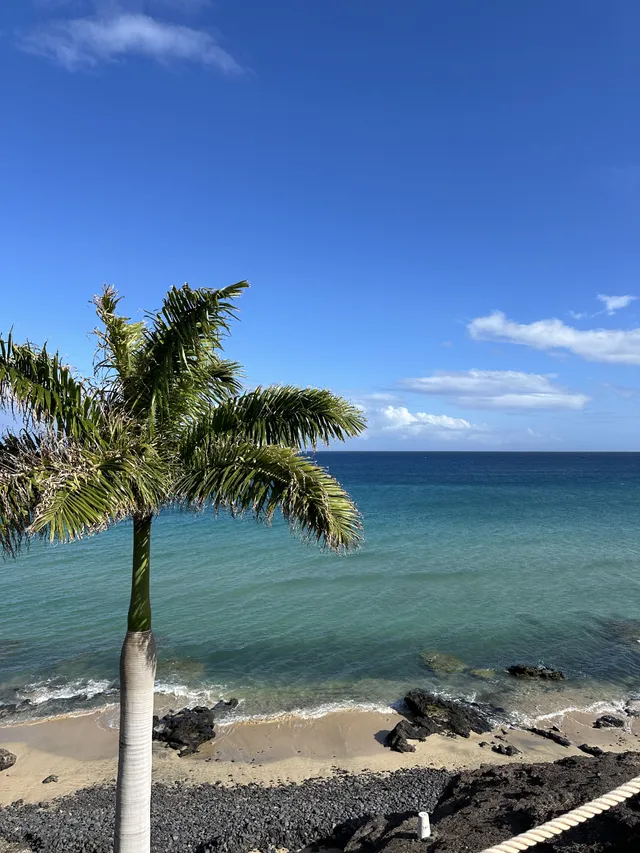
[114,515,156,853]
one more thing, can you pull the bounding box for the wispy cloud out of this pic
[400,369,589,411]
[468,311,640,365]
[20,12,241,71]
[597,294,637,315]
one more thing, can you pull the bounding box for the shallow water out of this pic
[2,452,640,723]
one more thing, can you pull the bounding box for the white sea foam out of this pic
[215,700,395,726]
[17,678,116,705]
[509,698,629,728]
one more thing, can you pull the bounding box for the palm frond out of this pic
[0,425,168,555]
[162,357,244,435]
[181,386,366,454]
[0,430,42,556]
[0,335,102,439]
[177,440,362,552]
[137,282,248,426]
[92,285,145,403]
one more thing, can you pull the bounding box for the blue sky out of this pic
[2,1,640,450]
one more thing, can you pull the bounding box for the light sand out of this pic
[0,707,638,806]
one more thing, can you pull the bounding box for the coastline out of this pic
[1,702,639,806]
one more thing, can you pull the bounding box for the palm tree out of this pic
[0,281,366,853]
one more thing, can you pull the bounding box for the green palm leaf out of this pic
[137,281,248,425]
[181,385,366,452]
[0,335,102,438]
[177,440,362,552]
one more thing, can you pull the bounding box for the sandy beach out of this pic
[1,704,639,806]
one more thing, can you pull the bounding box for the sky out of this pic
[2,0,640,450]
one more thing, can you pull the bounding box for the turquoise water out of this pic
[2,452,640,723]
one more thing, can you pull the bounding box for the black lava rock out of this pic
[0,749,16,772]
[152,700,238,757]
[578,744,605,757]
[42,776,58,784]
[403,689,494,739]
[491,744,521,757]
[528,727,571,747]
[338,751,640,853]
[0,766,448,853]
[594,715,625,729]
[385,720,429,753]
[507,665,565,680]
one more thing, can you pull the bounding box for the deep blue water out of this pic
[2,452,640,723]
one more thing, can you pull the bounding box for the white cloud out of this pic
[20,12,241,71]
[468,311,640,365]
[400,369,589,410]
[597,294,637,315]
[359,405,487,441]
[379,406,474,432]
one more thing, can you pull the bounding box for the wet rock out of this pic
[491,744,521,757]
[420,651,466,674]
[594,715,625,729]
[153,701,237,756]
[385,720,429,753]
[403,689,493,738]
[578,744,605,757]
[624,701,640,717]
[42,775,58,784]
[528,727,571,747]
[0,749,16,772]
[507,664,565,680]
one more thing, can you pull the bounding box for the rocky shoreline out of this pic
[0,752,638,852]
[2,676,640,852]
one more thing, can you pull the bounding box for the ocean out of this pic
[2,452,640,726]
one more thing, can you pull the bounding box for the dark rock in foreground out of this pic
[594,715,625,729]
[0,751,16,772]
[337,752,640,853]
[152,700,238,757]
[507,664,565,680]
[41,777,58,785]
[403,689,494,739]
[0,766,448,853]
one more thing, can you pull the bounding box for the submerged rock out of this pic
[153,699,238,756]
[403,689,493,738]
[420,651,466,675]
[601,618,640,649]
[594,715,625,729]
[0,749,16,772]
[469,668,495,680]
[507,664,565,680]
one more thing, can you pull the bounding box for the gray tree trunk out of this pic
[114,630,157,853]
